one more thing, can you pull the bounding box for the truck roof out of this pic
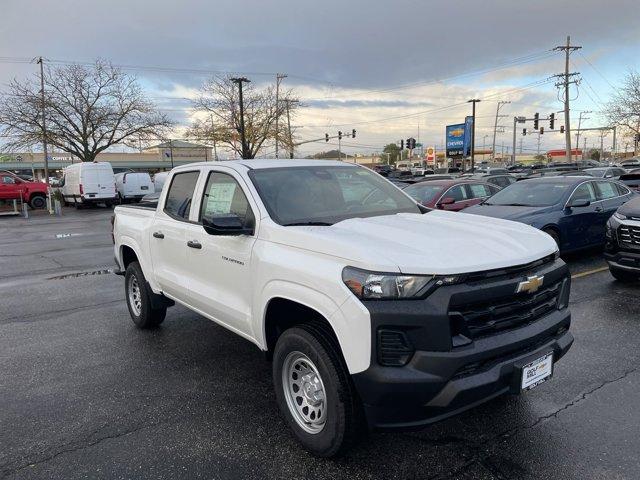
[174,159,353,171]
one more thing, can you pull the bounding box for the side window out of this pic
[569,182,597,204]
[199,172,254,228]
[468,183,492,198]
[488,184,500,195]
[445,185,468,202]
[164,171,200,220]
[2,175,16,184]
[595,181,619,200]
[615,183,631,196]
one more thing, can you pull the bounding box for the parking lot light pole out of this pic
[512,116,526,165]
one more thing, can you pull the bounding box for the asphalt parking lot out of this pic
[1,208,639,480]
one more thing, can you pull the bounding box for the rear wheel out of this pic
[273,325,362,457]
[124,261,166,328]
[29,194,46,209]
[610,267,639,283]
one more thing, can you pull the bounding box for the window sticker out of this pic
[206,182,236,215]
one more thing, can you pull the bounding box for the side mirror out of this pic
[202,214,253,236]
[568,199,590,208]
[438,197,456,206]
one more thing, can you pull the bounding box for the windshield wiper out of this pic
[283,221,334,226]
[496,203,532,207]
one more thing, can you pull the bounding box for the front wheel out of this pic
[273,326,362,457]
[124,261,166,328]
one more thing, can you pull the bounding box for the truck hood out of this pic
[261,211,557,275]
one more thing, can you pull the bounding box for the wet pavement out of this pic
[1,208,639,479]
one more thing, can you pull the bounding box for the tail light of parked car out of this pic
[79,184,84,195]
[110,215,115,244]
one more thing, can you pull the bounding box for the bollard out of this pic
[22,202,29,219]
[54,199,62,216]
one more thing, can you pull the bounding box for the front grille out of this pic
[463,254,556,283]
[618,225,640,247]
[449,279,563,340]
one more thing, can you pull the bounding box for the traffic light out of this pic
[338,131,342,140]
[352,129,356,138]
[522,128,527,136]
[540,127,544,135]
[406,138,411,149]
[411,138,416,149]
[549,113,555,130]
[635,133,640,142]
[560,125,565,134]
[400,139,404,149]
[533,113,539,130]
[325,133,329,142]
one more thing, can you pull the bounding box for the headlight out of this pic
[613,212,628,220]
[342,267,461,300]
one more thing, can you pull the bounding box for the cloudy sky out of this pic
[1,0,639,158]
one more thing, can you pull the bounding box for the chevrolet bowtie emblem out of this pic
[516,275,544,294]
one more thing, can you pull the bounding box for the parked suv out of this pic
[605,196,640,281]
[0,170,48,208]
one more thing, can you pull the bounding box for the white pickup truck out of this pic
[112,159,573,457]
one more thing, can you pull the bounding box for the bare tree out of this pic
[0,60,172,161]
[188,76,300,159]
[606,70,640,149]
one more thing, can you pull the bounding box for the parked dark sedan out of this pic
[604,196,640,281]
[463,177,636,253]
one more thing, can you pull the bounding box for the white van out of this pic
[153,171,170,193]
[396,161,413,172]
[115,172,153,203]
[60,162,117,208]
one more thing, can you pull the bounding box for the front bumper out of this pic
[351,258,573,430]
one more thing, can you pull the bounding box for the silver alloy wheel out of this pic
[128,275,142,316]
[282,351,327,434]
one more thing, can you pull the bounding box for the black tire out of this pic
[124,261,166,328]
[29,194,46,209]
[543,228,560,249]
[273,325,363,457]
[610,267,639,283]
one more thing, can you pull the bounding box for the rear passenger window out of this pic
[615,183,631,196]
[164,171,200,220]
[595,181,618,200]
[469,183,492,198]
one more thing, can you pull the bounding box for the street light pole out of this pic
[231,77,251,159]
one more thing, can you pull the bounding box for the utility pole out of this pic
[169,139,174,168]
[554,36,581,162]
[468,99,481,170]
[492,101,510,160]
[519,137,523,153]
[537,131,541,155]
[385,152,390,165]
[231,77,251,159]
[575,111,591,155]
[274,73,286,158]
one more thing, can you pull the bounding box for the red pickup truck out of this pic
[0,171,48,208]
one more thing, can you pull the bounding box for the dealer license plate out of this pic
[521,352,553,390]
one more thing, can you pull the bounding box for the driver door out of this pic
[182,169,257,337]
[559,181,600,249]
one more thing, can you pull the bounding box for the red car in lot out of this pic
[0,171,48,208]
[403,178,500,211]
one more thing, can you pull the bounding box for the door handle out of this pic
[595,206,603,212]
[153,231,165,239]
[187,240,202,249]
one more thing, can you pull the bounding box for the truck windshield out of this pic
[249,165,421,225]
